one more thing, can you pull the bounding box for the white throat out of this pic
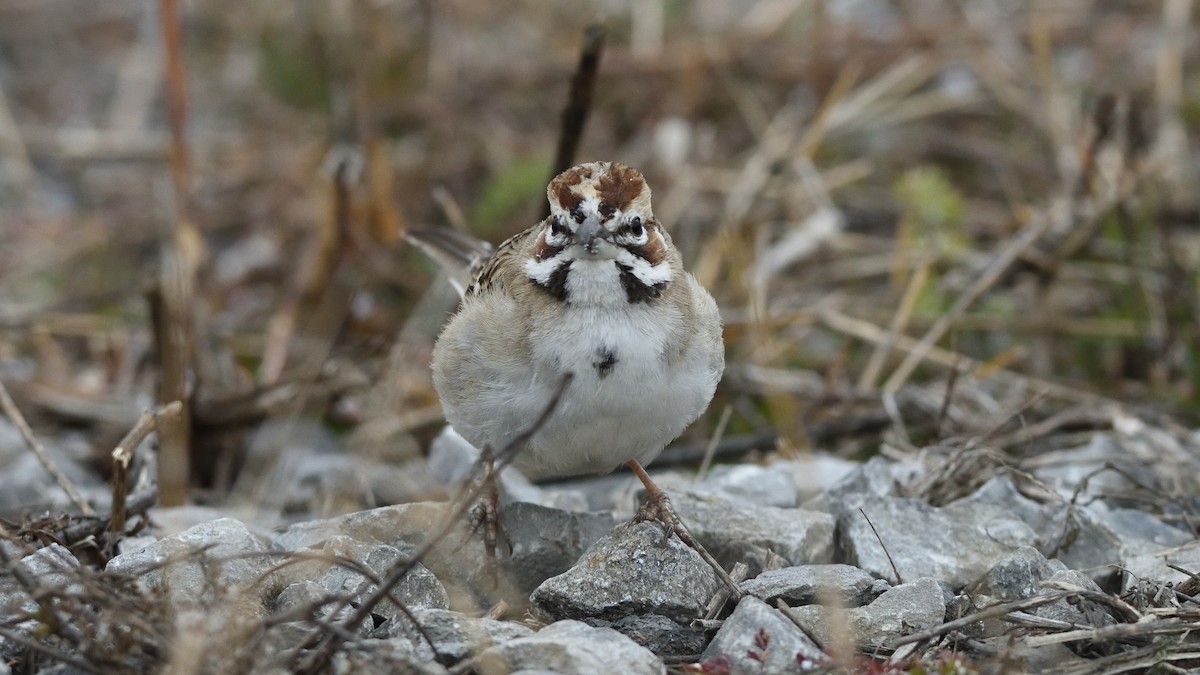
[523,248,672,306]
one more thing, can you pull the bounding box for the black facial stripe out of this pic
[616,262,667,303]
[550,216,569,237]
[623,245,653,262]
[531,260,572,302]
[593,347,617,378]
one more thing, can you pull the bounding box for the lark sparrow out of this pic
[410,162,737,592]
[415,161,724,482]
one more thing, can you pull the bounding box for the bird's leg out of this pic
[468,456,502,587]
[626,460,743,598]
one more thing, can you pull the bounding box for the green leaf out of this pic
[469,159,549,233]
[258,30,329,111]
[893,166,968,256]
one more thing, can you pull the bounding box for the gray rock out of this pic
[256,621,322,664]
[740,564,888,607]
[427,425,480,485]
[306,535,448,619]
[698,464,798,508]
[700,596,825,674]
[1035,504,1125,577]
[428,426,590,511]
[1106,508,1194,550]
[272,501,522,612]
[959,476,1144,580]
[1080,506,1194,590]
[531,521,720,623]
[958,476,1049,523]
[107,518,273,613]
[0,544,82,631]
[331,640,448,675]
[820,455,918,503]
[666,490,835,576]
[1031,434,1153,502]
[784,577,946,647]
[969,479,1191,581]
[145,505,234,537]
[543,472,647,513]
[782,454,860,503]
[1037,569,1116,628]
[273,580,327,614]
[837,480,1040,589]
[1124,541,1200,588]
[980,637,1093,673]
[476,620,664,675]
[973,546,1060,600]
[603,613,707,659]
[972,547,1114,633]
[241,419,439,515]
[375,607,534,665]
[0,446,104,515]
[501,501,619,594]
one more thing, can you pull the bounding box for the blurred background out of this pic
[0,0,1197,519]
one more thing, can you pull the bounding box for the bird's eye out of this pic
[572,208,586,224]
[551,215,569,236]
[628,217,644,237]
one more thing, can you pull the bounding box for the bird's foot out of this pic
[626,460,744,598]
[466,458,503,588]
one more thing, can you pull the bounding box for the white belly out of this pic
[443,309,718,479]
[438,258,722,480]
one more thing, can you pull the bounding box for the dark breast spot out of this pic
[616,263,667,303]
[593,347,617,378]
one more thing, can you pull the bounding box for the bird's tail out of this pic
[404,227,494,298]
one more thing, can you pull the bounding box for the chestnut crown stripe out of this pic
[548,162,646,212]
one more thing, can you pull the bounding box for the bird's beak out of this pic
[576,215,606,253]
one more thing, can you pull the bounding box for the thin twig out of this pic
[859,257,930,391]
[695,404,733,483]
[1022,618,1200,648]
[152,0,199,506]
[858,507,901,584]
[152,395,187,506]
[61,489,158,548]
[935,358,962,437]
[704,561,748,620]
[892,590,1117,647]
[819,307,1115,406]
[775,599,828,649]
[158,0,190,214]
[545,22,606,217]
[110,447,128,541]
[0,378,94,516]
[110,401,180,538]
